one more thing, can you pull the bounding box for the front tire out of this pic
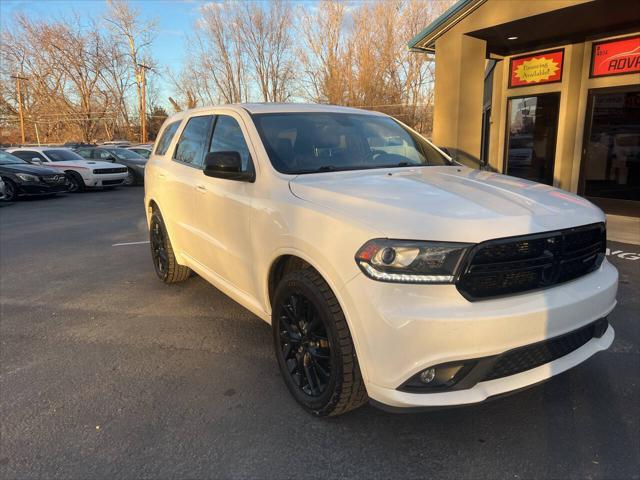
[123,168,136,186]
[2,179,17,201]
[149,210,191,283]
[66,172,85,192]
[272,269,367,416]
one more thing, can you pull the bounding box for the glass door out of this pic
[504,93,560,185]
[581,87,640,217]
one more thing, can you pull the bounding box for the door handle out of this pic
[196,184,207,192]
[157,173,166,179]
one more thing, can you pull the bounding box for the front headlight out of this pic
[15,173,40,182]
[355,239,473,284]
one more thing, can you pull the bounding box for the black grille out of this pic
[456,223,606,300]
[483,318,608,381]
[41,174,67,184]
[93,167,127,174]
[102,179,124,186]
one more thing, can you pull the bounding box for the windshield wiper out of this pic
[316,165,337,172]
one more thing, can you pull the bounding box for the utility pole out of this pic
[138,63,151,144]
[11,74,28,144]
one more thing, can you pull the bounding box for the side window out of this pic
[75,148,91,159]
[13,151,46,162]
[173,116,214,167]
[209,115,253,172]
[97,150,113,160]
[155,120,182,156]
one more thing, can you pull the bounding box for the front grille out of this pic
[102,179,124,186]
[483,318,608,381]
[41,174,67,184]
[93,167,127,174]
[456,223,606,300]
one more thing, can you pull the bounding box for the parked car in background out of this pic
[127,144,153,159]
[6,147,128,192]
[0,150,68,201]
[63,142,96,149]
[75,146,146,185]
[145,103,617,416]
[0,177,5,200]
[101,140,131,147]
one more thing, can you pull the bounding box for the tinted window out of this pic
[44,149,86,162]
[12,151,47,162]
[252,113,450,174]
[209,115,252,172]
[112,148,143,160]
[75,148,93,159]
[173,116,214,167]
[0,151,26,164]
[155,120,182,156]
[96,150,114,160]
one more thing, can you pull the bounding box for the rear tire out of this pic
[149,210,191,283]
[272,269,367,416]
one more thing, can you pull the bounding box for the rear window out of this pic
[155,120,182,156]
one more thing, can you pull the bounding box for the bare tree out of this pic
[195,2,247,103]
[104,0,157,140]
[236,0,295,102]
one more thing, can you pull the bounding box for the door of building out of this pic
[580,87,640,217]
[504,93,560,185]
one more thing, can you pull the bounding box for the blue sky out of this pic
[0,0,214,102]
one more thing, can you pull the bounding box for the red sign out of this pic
[591,35,640,78]
[509,49,564,88]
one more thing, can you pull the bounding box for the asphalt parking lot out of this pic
[1,187,638,480]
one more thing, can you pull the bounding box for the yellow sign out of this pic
[509,50,564,87]
[515,57,560,83]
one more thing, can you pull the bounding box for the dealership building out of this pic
[409,0,639,241]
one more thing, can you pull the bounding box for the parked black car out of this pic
[0,151,68,201]
[75,147,146,185]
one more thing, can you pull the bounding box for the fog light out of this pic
[419,368,436,384]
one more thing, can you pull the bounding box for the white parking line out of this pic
[112,240,150,247]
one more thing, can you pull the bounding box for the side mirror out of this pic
[31,158,43,165]
[203,151,254,182]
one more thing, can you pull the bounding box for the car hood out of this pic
[47,160,125,169]
[0,163,61,175]
[289,166,605,243]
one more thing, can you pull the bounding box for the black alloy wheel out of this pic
[151,217,169,278]
[2,179,17,201]
[66,172,84,192]
[278,293,332,398]
[149,210,191,283]
[272,269,367,416]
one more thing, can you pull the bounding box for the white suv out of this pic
[145,104,618,416]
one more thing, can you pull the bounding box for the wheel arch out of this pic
[265,250,369,381]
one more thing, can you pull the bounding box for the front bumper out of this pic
[18,182,68,196]
[82,172,128,187]
[338,258,618,409]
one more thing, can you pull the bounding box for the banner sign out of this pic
[509,49,564,88]
[591,35,640,78]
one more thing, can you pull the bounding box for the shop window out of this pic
[505,93,560,185]
[581,88,640,217]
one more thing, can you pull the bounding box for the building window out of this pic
[505,93,560,185]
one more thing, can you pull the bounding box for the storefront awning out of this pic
[467,0,640,57]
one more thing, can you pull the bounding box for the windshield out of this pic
[111,148,144,160]
[252,113,450,174]
[44,149,86,162]
[0,151,26,165]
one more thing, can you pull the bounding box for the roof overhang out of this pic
[467,0,640,57]
[407,0,486,53]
